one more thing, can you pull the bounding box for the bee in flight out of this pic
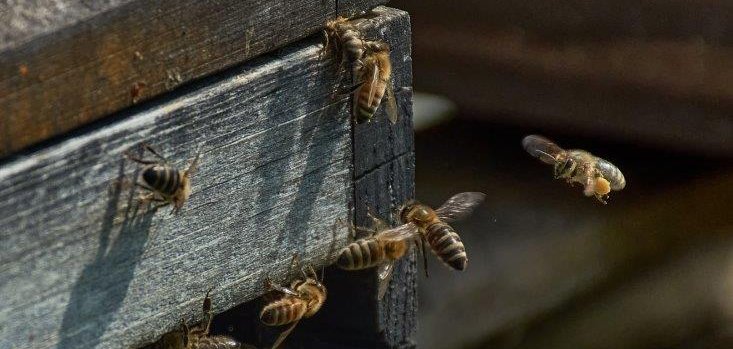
[400,192,486,273]
[522,135,626,204]
[336,210,420,299]
[125,143,200,214]
[158,289,240,349]
[260,256,327,349]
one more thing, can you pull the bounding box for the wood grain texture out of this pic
[0,0,386,157]
[0,30,357,349]
[279,7,417,348]
[392,0,733,155]
[324,7,416,347]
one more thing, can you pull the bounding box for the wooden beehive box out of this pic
[0,2,416,348]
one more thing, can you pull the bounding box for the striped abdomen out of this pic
[595,159,626,190]
[140,165,182,196]
[354,77,386,124]
[337,238,386,270]
[260,298,307,326]
[341,30,365,63]
[425,222,468,271]
[189,334,241,349]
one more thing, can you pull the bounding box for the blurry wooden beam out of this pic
[393,0,733,155]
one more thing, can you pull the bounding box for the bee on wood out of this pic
[400,192,486,273]
[323,17,367,69]
[522,135,626,204]
[260,257,327,349]
[336,211,420,299]
[352,42,399,124]
[159,289,240,349]
[125,143,200,214]
[322,17,399,124]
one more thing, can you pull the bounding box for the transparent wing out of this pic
[522,135,564,165]
[385,79,399,124]
[377,261,395,300]
[435,192,486,222]
[366,64,379,109]
[376,222,419,242]
[272,319,300,349]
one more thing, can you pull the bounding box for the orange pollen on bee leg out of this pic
[595,177,611,195]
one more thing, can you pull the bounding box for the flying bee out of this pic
[158,289,241,349]
[400,192,486,273]
[352,42,399,124]
[125,143,200,214]
[260,257,327,349]
[522,135,626,204]
[336,212,420,299]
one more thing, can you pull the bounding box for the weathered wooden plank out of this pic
[392,0,733,155]
[307,7,416,347]
[0,0,386,157]
[148,8,416,348]
[0,27,358,349]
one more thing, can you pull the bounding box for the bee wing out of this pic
[435,192,486,222]
[271,319,300,349]
[522,135,563,165]
[366,63,380,110]
[377,261,395,300]
[377,223,419,242]
[385,78,399,124]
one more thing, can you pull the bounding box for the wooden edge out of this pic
[0,0,386,157]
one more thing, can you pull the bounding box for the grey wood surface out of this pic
[1,23,358,349]
[162,8,416,348]
[310,8,415,347]
[0,0,385,156]
[0,6,413,349]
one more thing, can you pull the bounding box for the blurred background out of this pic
[390,1,733,348]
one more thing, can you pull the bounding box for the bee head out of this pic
[401,201,431,224]
[553,157,575,179]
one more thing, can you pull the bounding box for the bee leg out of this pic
[264,277,299,297]
[595,193,609,205]
[184,150,201,176]
[124,151,158,165]
[333,81,364,98]
[418,237,429,278]
[202,288,214,335]
[180,318,190,348]
[141,143,169,163]
[320,30,330,58]
[137,192,155,207]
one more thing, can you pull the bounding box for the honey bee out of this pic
[352,43,399,124]
[322,17,399,124]
[522,135,626,204]
[323,17,367,69]
[125,143,200,214]
[336,211,420,299]
[400,192,486,272]
[159,289,241,349]
[260,257,327,349]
